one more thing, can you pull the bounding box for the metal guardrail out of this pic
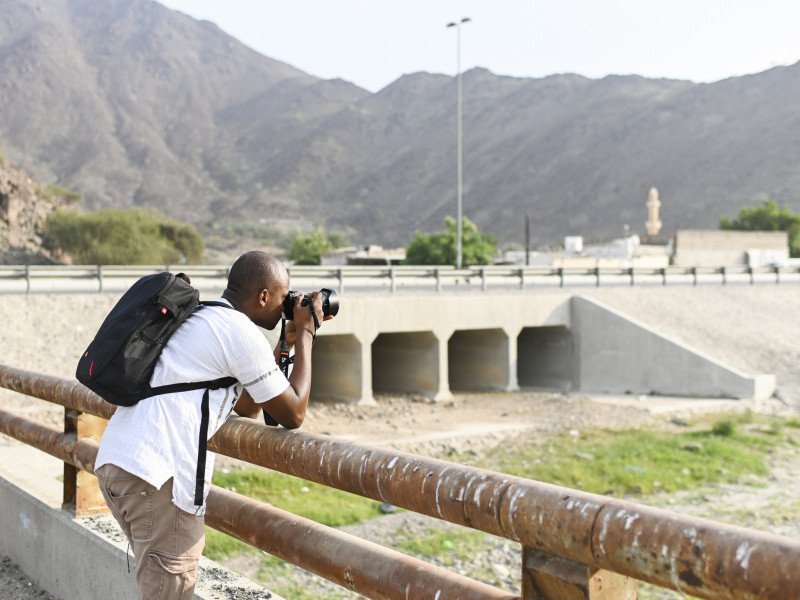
[2,364,800,599]
[0,263,798,294]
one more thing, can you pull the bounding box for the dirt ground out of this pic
[289,389,773,457]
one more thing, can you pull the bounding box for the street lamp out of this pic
[446,17,470,269]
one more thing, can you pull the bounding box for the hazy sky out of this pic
[158,1,800,92]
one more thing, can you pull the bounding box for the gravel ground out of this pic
[1,284,799,599]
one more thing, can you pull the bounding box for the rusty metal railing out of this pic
[2,363,800,599]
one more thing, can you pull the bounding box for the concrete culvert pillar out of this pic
[310,334,369,404]
[372,331,444,399]
[517,325,575,392]
[448,328,518,392]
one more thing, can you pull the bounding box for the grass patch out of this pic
[394,526,486,565]
[203,467,385,560]
[457,418,787,497]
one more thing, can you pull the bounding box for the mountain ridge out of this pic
[1,0,799,252]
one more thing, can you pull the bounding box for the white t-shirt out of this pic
[95,298,290,515]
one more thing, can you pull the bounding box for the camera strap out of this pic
[261,319,293,427]
[265,302,319,427]
[278,318,293,376]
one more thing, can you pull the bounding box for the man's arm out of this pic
[233,388,260,419]
[233,292,325,428]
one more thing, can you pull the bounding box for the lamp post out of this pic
[446,17,470,269]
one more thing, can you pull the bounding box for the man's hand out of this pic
[285,291,333,346]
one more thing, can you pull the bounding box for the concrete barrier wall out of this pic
[0,443,282,600]
[570,295,776,399]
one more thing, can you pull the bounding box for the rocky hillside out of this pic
[2,0,800,250]
[0,158,78,264]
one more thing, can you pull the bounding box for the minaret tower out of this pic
[646,187,662,236]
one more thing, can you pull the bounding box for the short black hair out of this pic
[227,251,286,295]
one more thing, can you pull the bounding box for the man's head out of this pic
[223,251,289,330]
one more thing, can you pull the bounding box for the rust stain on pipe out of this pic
[206,485,519,600]
[0,364,114,419]
[0,407,99,472]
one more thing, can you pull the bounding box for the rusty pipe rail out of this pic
[207,486,516,600]
[0,407,99,473]
[0,405,517,600]
[3,363,800,599]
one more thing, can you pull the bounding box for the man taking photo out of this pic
[94,250,330,599]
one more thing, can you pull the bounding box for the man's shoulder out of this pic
[190,300,265,343]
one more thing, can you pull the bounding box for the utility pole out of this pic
[446,17,471,269]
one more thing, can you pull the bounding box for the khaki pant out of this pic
[96,464,205,600]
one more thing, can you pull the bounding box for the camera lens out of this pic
[282,288,339,321]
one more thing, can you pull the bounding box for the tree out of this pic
[289,228,348,265]
[720,199,800,257]
[43,208,205,264]
[405,216,497,266]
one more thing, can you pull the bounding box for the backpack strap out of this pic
[199,300,234,309]
[195,387,212,506]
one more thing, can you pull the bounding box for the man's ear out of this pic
[257,288,269,306]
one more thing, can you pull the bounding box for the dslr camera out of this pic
[282,287,339,321]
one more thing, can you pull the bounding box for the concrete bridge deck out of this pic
[310,292,774,404]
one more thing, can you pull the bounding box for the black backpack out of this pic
[77,271,237,506]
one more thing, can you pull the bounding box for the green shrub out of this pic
[711,419,738,437]
[36,183,82,203]
[405,216,497,266]
[288,228,348,265]
[43,208,204,264]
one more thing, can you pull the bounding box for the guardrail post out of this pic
[519,268,526,291]
[720,266,726,286]
[691,266,698,286]
[390,267,397,292]
[337,268,344,294]
[25,264,31,294]
[481,267,487,291]
[62,407,108,516]
[558,267,564,288]
[628,267,634,287]
[96,264,103,293]
[660,267,667,286]
[748,266,754,285]
[435,268,442,292]
[774,265,781,284]
[594,267,600,287]
[521,547,637,600]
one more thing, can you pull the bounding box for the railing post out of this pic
[390,267,396,293]
[558,267,564,288]
[691,266,698,286]
[338,268,344,294]
[774,265,781,284]
[594,267,600,287]
[481,267,487,291]
[435,268,442,292]
[720,266,726,286]
[519,268,526,291]
[628,267,634,287]
[521,547,637,600]
[97,264,103,293]
[660,267,667,286]
[748,265,754,285]
[25,264,31,294]
[62,407,108,516]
